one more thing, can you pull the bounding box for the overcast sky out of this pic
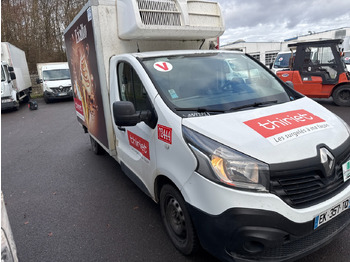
[215,0,350,45]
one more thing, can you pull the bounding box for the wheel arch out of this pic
[154,175,179,204]
[331,82,350,96]
[331,83,350,106]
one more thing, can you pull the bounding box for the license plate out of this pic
[314,198,349,229]
[58,92,67,96]
[343,160,350,182]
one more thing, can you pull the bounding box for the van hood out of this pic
[182,97,349,164]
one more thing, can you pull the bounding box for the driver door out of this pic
[113,61,157,194]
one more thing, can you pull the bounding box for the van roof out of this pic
[131,50,243,59]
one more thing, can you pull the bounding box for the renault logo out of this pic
[320,148,335,177]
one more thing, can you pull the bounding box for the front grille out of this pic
[270,150,350,208]
[51,86,71,94]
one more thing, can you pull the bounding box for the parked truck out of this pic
[36,62,73,103]
[64,1,350,261]
[1,42,32,110]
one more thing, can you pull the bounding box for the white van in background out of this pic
[343,51,350,71]
[270,51,294,74]
[36,62,73,103]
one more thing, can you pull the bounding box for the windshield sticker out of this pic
[154,62,173,72]
[168,89,178,99]
[158,125,172,144]
[244,110,332,145]
[279,57,284,61]
[127,131,150,160]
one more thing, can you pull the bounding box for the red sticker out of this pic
[153,62,173,72]
[127,131,150,160]
[74,97,85,121]
[244,110,325,138]
[158,124,172,144]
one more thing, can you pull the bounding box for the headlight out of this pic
[43,82,49,91]
[183,126,269,192]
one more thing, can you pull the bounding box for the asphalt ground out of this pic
[1,97,350,262]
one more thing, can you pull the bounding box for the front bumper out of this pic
[44,90,73,100]
[188,204,350,262]
[1,98,18,110]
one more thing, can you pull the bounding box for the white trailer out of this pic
[1,42,32,110]
[64,1,350,261]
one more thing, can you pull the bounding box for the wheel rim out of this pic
[339,89,350,101]
[165,196,187,241]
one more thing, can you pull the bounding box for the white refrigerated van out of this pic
[64,1,350,261]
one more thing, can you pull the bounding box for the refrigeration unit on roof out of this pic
[117,0,225,40]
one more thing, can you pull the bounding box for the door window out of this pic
[118,62,152,111]
[117,62,157,128]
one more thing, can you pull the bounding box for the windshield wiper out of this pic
[175,100,278,113]
[229,100,278,112]
[174,107,226,113]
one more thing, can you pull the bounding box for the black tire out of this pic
[90,135,104,155]
[333,85,350,106]
[160,184,199,255]
[22,93,30,103]
[44,95,51,104]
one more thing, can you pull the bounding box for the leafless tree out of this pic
[1,0,86,73]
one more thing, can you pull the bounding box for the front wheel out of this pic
[44,95,51,104]
[90,135,104,155]
[159,184,199,255]
[333,85,350,106]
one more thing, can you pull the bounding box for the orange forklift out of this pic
[276,39,350,106]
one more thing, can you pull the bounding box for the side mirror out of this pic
[112,101,151,127]
[36,78,43,84]
[269,62,273,69]
[8,66,14,72]
[10,72,16,80]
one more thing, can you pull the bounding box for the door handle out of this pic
[118,126,126,132]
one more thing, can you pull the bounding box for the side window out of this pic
[1,66,6,82]
[117,62,152,111]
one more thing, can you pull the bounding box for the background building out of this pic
[221,27,350,66]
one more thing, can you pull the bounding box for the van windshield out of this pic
[141,53,292,116]
[343,51,350,64]
[273,53,292,68]
[43,69,71,81]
